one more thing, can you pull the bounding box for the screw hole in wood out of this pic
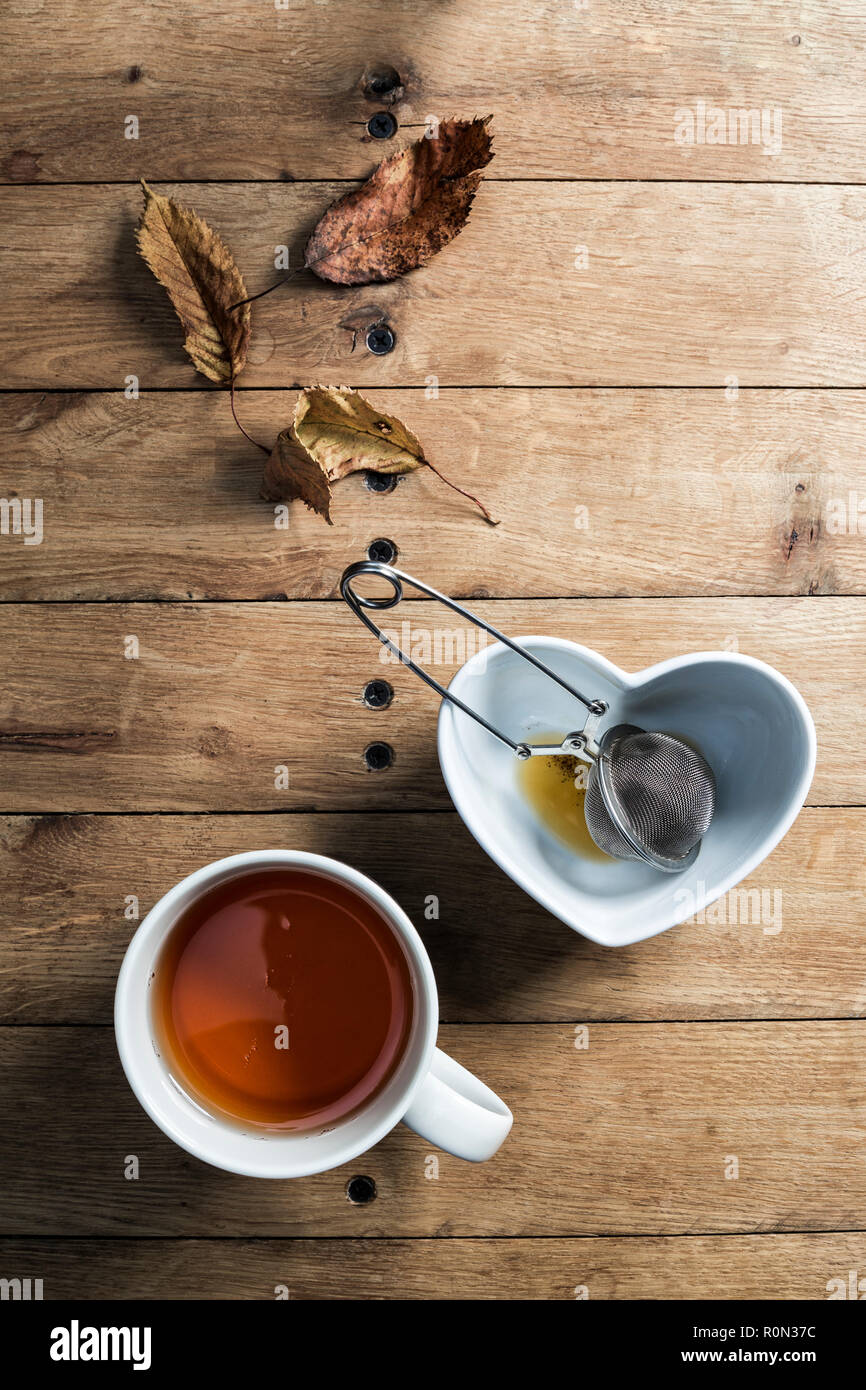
[346,1174,377,1204]
[362,679,394,709]
[362,65,404,104]
[363,741,394,771]
[364,470,398,493]
[367,537,398,564]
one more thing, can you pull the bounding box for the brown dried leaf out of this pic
[261,387,423,524]
[304,117,494,286]
[261,429,334,524]
[136,180,251,383]
[261,386,498,527]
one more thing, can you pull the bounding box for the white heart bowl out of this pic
[437,639,816,947]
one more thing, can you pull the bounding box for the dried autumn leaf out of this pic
[136,180,251,383]
[261,428,335,524]
[261,387,423,524]
[304,117,494,286]
[294,386,427,480]
[262,386,498,526]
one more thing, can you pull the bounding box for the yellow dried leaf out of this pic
[262,387,497,526]
[292,386,427,480]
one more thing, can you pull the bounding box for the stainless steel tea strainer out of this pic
[341,561,716,873]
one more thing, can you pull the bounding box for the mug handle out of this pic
[401,1048,513,1162]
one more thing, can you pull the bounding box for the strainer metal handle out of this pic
[340,560,606,759]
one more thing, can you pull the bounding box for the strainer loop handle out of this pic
[341,560,604,757]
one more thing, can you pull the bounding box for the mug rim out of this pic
[114,850,438,1178]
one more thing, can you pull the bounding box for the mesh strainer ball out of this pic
[584,724,716,872]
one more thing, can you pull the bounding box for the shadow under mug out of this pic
[115,850,513,1178]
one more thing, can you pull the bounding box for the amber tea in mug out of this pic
[151,867,415,1130]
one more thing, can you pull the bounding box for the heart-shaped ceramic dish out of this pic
[437,638,816,947]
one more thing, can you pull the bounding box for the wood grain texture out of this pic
[0,598,856,811]
[3,2,864,182]
[1,1233,862,1300]
[1,1024,863,1237]
[0,809,862,1026]
[4,0,865,1301]
[3,389,864,601]
[4,182,866,388]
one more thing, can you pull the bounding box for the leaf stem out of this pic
[229,379,270,455]
[423,458,499,526]
[229,267,302,312]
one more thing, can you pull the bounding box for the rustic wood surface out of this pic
[3,389,865,601]
[2,1024,865,1238]
[1,0,864,1302]
[5,183,866,388]
[0,599,860,810]
[3,1,865,183]
[2,1234,863,1301]
[1,809,863,1026]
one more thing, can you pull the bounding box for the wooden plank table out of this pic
[1,0,864,1301]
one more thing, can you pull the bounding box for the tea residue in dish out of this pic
[517,734,612,863]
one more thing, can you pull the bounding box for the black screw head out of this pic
[346,1174,377,1205]
[364,470,398,493]
[364,741,394,771]
[366,323,396,355]
[367,537,397,564]
[367,111,398,140]
[363,679,393,709]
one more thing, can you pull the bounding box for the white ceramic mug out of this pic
[115,850,512,1177]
